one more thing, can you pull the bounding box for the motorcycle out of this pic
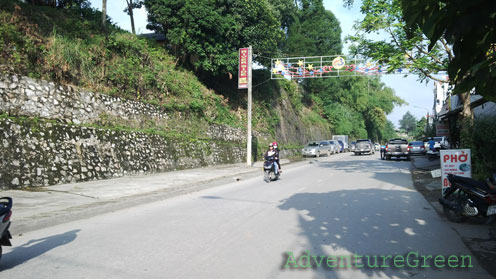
[439,174,496,224]
[263,155,280,183]
[0,197,13,262]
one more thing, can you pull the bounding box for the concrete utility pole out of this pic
[247,46,253,166]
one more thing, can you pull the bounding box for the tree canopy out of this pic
[401,0,496,102]
[144,0,284,76]
[283,0,342,56]
[399,111,417,134]
[345,0,451,84]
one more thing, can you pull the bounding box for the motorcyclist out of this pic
[428,137,435,152]
[380,144,386,160]
[264,143,279,175]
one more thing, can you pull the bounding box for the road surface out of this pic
[1,153,491,278]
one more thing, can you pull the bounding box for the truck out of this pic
[385,138,410,160]
[332,135,349,151]
[354,139,375,155]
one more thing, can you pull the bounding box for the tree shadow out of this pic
[317,159,413,190]
[278,189,473,278]
[1,229,81,271]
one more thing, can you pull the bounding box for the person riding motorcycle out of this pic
[272,141,281,173]
[264,143,279,175]
[380,144,386,160]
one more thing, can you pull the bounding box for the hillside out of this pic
[0,0,333,147]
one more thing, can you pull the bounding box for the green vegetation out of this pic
[0,0,405,149]
[0,0,244,128]
[399,111,417,135]
[401,0,496,102]
[145,0,284,76]
[460,116,496,179]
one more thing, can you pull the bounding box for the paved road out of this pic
[1,153,492,278]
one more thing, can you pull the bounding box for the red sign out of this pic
[436,124,449,136]
[238,48,249,89]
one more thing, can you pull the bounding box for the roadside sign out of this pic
[238,48,249,89]
[440,149,471,194]
[436,124,449,136]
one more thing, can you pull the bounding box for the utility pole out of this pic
[238,47,252,166]
[247,46,253,166]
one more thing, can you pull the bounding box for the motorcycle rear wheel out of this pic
[443,196,465,223]
[264,171,270,183]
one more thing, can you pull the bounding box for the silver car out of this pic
[326,140,339,154]
[302,141,332,157]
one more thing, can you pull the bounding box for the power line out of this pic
[252,78,273,88]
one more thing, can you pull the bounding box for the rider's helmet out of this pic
[269,143,274,148]
[272,141,278,149]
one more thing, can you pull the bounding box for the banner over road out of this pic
[270,55,411,79]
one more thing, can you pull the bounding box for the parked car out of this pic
[326,140,339,154]
[302,141,332,157]
[386,138,410,160]
[354,139,375,155]
[374,143,380,150]
[409,141,426,156]
[350,141,356,152]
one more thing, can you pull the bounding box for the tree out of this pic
[344,0,474,122]
[144,0,284,76]
[283,0,342,56]
[399,111,417,134]
[401,0,496,102]
[375,120,397,143]
[413,116,427,140]
[124,0,143,35]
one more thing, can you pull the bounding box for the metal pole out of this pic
[247,46,252,166]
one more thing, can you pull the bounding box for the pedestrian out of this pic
[380,144,386,160]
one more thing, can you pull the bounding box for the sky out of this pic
[89,0,436,128]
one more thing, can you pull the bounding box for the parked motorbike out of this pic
[263,155,280,183]
[439,174,496,224]
[0,197,13,262]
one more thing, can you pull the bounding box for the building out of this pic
[436,87,496,147]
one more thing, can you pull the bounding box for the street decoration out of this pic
[270,55,408,79]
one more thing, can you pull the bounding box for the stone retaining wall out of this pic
[0,73,246,142]
[0,118,245,189]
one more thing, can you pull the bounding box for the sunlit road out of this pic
[1,153,492,278]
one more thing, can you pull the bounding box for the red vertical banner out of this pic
[238,48,249,89]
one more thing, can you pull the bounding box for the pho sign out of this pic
[238,48,249,89]
[440,149,471,194]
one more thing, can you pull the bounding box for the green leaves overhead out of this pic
[401,0,496,101]
[144,0,284,75]
[346,0,450,83]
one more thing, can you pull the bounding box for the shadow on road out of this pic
[1,229,81,271]
[278,189,468,278]
[317,159,413,190]
[317,159,409,173]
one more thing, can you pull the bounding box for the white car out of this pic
[425,137,449,150]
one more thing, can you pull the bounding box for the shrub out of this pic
[460,116,496,179]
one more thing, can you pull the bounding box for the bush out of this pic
[460,116,496,179]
